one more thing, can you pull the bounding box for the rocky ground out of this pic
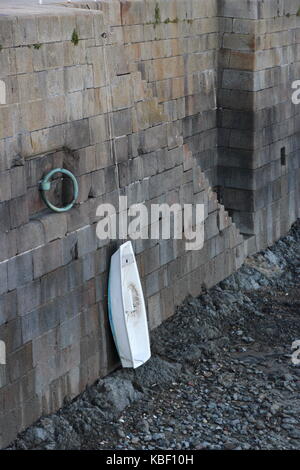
[9,220,300,450]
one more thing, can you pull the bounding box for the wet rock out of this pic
[136,419,150,434]
[218,373,235,388]
[289,430,300,440]
[96,376,142,416]
[223,441,237,450]
[24,427,48,447]
[118,356,182,389]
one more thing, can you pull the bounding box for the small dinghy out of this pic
[108,241,151,368]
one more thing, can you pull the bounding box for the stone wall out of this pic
[0,0,299,448]
[218,0,300,250]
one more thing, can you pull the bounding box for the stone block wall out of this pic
[0,0,299,447]
[116,0,220,186]
[218,0,300,250]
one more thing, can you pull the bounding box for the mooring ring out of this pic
[39,168,79,213]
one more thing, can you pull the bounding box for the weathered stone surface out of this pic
[0,0,299,450]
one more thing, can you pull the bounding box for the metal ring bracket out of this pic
[39,168,79,213]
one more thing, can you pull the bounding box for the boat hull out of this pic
[108,241,151,369]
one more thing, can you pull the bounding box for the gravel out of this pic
[8,220,300,450]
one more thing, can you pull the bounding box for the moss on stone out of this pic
[71,29,79,46]
[164,17,179,24]
[154,3,161,27]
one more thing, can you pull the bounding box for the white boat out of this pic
[108,241,151,369]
